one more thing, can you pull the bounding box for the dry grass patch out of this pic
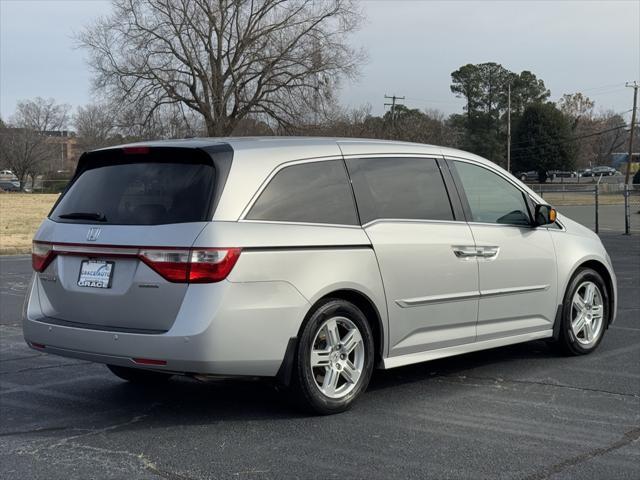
[543,193,626,206]
[0,194,58,254]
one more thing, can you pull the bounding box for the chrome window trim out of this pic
[362,218,465,229]
[341,153,443,160]
[465,220,564,231]
[466,221,535,230]
[238,219,362,229]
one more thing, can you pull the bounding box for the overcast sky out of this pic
[1,0,639,125]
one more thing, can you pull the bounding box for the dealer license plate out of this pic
[78,260,114,289]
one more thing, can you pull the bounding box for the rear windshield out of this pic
[51,157,215,225]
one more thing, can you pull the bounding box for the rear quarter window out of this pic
[246,160,358,225]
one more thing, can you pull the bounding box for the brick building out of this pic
[44,130,81,172]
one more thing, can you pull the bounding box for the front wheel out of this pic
[293,299,374,415]
[556,268,609,355]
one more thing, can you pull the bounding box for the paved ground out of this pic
[560,205,640,233]
[0,235,638,480]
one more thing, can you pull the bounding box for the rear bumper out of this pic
[23,275,309,377]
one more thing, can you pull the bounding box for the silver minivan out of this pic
[24,137,616,414]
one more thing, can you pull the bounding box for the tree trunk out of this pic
[18,170,27,192]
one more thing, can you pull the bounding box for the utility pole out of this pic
[507,83,511,173]
[625,81,638,185]
[384,94,405,129]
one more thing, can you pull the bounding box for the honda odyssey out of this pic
[23,137,616,414]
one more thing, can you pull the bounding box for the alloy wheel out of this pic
[570,281,604,347]
[310,316,365,399]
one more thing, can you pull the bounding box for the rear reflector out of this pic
[31,241,241,284]
[30,342,46,349]
[132,358,167,366]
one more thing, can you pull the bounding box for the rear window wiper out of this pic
[58,212,107,222]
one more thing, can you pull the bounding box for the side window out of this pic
[246,160,358,225]
[453,161,531,226]
[346,157,454,224]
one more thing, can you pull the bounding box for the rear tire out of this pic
[107,364,173,383]
[293,299,374,415]
[556,268,609,355]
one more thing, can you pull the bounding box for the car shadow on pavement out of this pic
[82,339,561,426]
[100,375,307,422]
[367,339,562,392]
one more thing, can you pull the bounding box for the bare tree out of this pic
[590,111,628,165]
[0,98,69,190]
[115,99,206,140]
[559,92,595,127]
[74,104,119,151]
[78,0,364,136]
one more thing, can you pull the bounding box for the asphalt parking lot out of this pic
[0,234,638,480]
[560,205,640,233]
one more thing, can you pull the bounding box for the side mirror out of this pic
[534,204,557,226]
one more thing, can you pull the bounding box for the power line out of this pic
[506,116,631,149]
[579,82,626,92]
[402,96,463,106]
[510,124,629,155]
[384,94,405,128]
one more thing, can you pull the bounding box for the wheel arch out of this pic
[566,259,615,326]
[276,288,386,386]
[301,290,384,365]
[313,289,385,366]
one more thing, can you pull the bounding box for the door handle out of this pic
[452,246,478,258]
[452,246,500,259]
[477,246,500,259]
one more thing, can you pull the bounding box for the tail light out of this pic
[32,241,54,272]
[188,248,242,283]
[139,248,241,283]
[139,249,191,282]
[31,241,241,284]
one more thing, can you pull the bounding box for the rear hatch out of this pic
[33,145,230,333]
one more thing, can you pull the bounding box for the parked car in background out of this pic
[590,166,617,176]
[23,138,617,414]
[549,170,577,179]
[578,169,592,177]
[0,170,19,181]
[0,180,20,192]
[517,170,540,182]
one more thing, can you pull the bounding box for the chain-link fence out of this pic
[527,182,640,234]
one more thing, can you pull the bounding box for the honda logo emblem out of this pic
[86,227,101,242]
